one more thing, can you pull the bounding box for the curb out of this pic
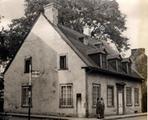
[104,113,147,120]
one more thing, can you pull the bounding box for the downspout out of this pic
[85,69,89,117]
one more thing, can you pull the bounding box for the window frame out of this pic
[126,87,132,106]
[101,54,107,69]
[92,83,101,108]
[134,88,139,106]
[107,85,114,107]
[21,85,32,108]
[24,57,32,73]
[59,55,68,70]
[59,83,73,108]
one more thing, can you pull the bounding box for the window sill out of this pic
[92,105,96,108]
[107,105,114,108]
[58,68,68,71]
[21,105,32,108]
[59,105,74,108]
[126,104,132,107]
[134,104,139,106]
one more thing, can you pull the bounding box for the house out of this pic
[4,2,143,118]
[130,48,147,112]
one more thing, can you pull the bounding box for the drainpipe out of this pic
[85,70,89,117]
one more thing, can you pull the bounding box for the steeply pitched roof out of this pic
[4,13,143,81]
[57,24,143,81]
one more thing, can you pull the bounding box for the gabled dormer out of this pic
[88,48,107,69]
[107,54,122,72]
[122,58,132,74]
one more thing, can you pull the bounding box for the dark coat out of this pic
[96,101,101,114]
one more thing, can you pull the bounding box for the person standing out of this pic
[96,97,101,119]
[100,97,105,119]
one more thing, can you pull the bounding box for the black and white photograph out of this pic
[0,0,147,120]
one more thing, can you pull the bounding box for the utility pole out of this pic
[28,64,32,120]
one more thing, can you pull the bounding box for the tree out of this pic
[4,0,129,59]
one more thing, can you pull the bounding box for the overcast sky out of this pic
[0,0,148,56]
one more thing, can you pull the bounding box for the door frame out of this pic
[76,93,82,117]
[116,83,125,115]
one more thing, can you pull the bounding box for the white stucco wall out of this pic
[87,73,142,116]
[4,14,87,117]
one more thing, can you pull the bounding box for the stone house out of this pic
[4,2,143,118]
[130,48,147,112]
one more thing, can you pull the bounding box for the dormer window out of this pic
[89,53,107,69]
[122,62,131,74]
[101,54,107,68]
[122,58,132,74]
[107,55,122,72]
[108,59,117,71]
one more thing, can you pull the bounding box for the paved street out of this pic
[114,116,147,120]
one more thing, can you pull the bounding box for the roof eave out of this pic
[82,66,143,82]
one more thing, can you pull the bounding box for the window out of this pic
[21,86,32,107]
[134,88,139,106]
[122,62,131,74]
[107,86,114,107]
[122,62,128,73]
[92,83,101,107]
[108,59,117,71]
[24,57,32,73]
[117,60,123,72]
[102,54,107,68]
[60,84,73,108]
[126,87,132,106]
[59,55,67,70]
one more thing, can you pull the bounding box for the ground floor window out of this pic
[92,83,101,107]
[21,85,32,107]
[60,83,73,108]
[107,85,114,107]
[134,88,139,106]
[126,87,132,106]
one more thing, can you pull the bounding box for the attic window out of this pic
[108,59,117,71]
[89,53,107,69]
[24,57,32,73]
[101,54,107,68]
[59,55,67,70]
[122,62,131,74]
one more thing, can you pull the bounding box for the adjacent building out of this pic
[4,2,143,118]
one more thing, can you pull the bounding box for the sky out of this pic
[0,0,148,56]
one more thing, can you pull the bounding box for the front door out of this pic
[118,91,123,114]
[117,85,124,115]
[76,93,82,117]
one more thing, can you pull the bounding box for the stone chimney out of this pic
[43,2,60,25]
[131,48,145,57]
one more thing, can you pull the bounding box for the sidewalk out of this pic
[0,112,147,120]
[67,113,147,120]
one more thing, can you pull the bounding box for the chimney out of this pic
[131,48,145,56]
[43,2,60,25]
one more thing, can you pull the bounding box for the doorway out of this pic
[76,93,82,117]
[117,85,125,115]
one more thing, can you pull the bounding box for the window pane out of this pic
[102,54,107,68]
[107,86,114,107]
[60,56,67,69]
[134,88,139,105]
[24,57,32,73]
[22,86,31,107]
[92,84,100,106]
[126,87,132,105]
[60,84,73,107]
